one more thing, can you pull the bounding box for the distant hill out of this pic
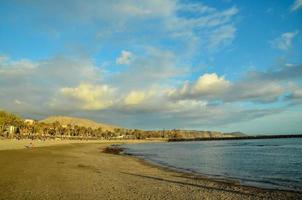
[223,132,247,137]
[39,115,247,137]
[40,116,119,131]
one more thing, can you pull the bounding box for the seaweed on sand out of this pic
[102,145,124,154]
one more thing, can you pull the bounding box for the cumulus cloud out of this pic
[124,91,148,105]
[166,99,207,113]
[1,1,301,132]
[226,81,284,103]
[58,83,116,110]
[0,55,103,115]
[288,89,302,99]
[168,73,230,99]
[192,74,230,95]
[291,0,302,11]
[1,53,301,132]
[116,50,133,65]
[1,52,302,130]
[271,31,298,50]
[286,83,302,101]
[168,63,302,104]
[110,102,282,130]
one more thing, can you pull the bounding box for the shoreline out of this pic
[116,144,302,193]
[0,141,301,199]
[129,154,302,193]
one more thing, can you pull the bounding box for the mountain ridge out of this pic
[40,115,248,137]
[40,116,119,131]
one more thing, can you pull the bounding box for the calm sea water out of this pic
[123,138,302,191]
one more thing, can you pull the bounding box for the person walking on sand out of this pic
[25,142,34,149]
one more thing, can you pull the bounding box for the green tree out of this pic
[0,111,23,137]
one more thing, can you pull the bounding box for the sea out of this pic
[122,138,302,191]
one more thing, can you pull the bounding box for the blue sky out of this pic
[0,0,301,134]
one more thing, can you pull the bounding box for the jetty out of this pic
[168,134,302,142]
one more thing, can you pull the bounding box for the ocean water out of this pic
[123,138,302,191]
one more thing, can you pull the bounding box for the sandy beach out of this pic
[0,140,301,200]
[0,139,155,151]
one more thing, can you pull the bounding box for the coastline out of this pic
[122,149,302,193]
[0,141,301,199]
[122,139,302,192]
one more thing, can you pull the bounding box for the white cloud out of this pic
[111,48,188,90]
[113,0,176,17]
[0,55,9,62]
[177,3,215,14]
[18,1,238,54]
[1,54,301,132]
[121,86,168,110]
[168,5,238,51]
[2,2,302,132]
[169,73,230,99]
[208,25,236,49]
[290,89,302,99]
[124,90,147,105]
[287,83,302,100]
[0,56,104,115]
[271,31,298,50]
[116,101,281,130]
[166,99,207,113]
[0,56,37,76]
[116,50,133,65]
[227,81,284,103]
[192,73,230,94]
[59,83,116,110]
[168,70,287,103]
[291,0,302,11]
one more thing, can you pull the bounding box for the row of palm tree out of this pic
[0,111,187,140]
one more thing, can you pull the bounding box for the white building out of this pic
[24,119,35,125]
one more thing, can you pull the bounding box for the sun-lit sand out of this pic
[0,140,301,200]
[0,138,162,151]
[0,139,100,151]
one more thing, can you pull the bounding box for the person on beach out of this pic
[25,142,34,149]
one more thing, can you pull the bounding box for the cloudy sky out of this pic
[0,0,302,134]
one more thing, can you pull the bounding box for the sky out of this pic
[0,0,302,134]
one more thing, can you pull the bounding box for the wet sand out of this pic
[0,142,301,200]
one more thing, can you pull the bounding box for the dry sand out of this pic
[0,139,105,151]
[0,139,153,151]
[0,140,301,200]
